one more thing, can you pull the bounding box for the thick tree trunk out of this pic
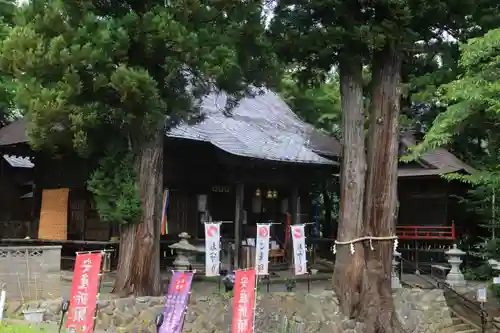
[360,44,402,333]
[333,57,366,317]
[333,45,403,333]
[113,131,163,296]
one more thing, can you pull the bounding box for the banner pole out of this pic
[92,251,105,333]
[252,270,258,333]
[290,225,294,279]
[180,290,192,332]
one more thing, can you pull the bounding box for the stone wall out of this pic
[394,288,454,333]
[0,246,62,301]
[10,288,454,333]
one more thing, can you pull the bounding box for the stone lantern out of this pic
[391,250,402,289]
[169,232,198,271]
[445,244,466,287]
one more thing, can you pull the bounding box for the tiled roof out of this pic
[0,90,340,165]
[399,133,474,177]
[167,90,339,164]
[0,118,26,146]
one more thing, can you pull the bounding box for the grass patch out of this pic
[0,323,47,333]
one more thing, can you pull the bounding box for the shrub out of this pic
[462,238,500,282]
[489,283,500,300]
[464,264,495,281]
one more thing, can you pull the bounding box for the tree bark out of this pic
[333,45,403,333]
[333,56,366,318]
[113,131,163,296]
[360,44,402,333]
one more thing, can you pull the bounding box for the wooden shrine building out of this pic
[397,132,474,231]
[0,90,340,268]
[396,132,475,271]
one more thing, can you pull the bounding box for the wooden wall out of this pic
[0,153,36,238]
[398,176,451,226]
[0,138,332,241]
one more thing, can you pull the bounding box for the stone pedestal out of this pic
[169,232,198,271]
[391,250,402,289]
[445,244,466,287]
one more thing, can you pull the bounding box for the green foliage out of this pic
[0,0,279,225]
[269,0,495,85]
[86,151,141,225]
[462,239,500,281]
[490,283,500,300]
[406,28,500,160]
[279,73,341,138]
[0,323,47,333]
[284,278,296,291]
[0,0,15,127]
[464,264,494,281]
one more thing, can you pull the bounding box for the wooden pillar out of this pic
[32,152,43,239]
[234,182,244,269]
[288,185,300,262]
[291,186,300,225]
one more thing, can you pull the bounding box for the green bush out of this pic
[489,283,500,300]
[0,323,47,333]
[462,238,500,282]
[464,264,495,281]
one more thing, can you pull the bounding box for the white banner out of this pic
[291,225,307,275]
[205,222,221,276]
[255,224,271,276]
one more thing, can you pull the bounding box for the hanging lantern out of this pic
[272,190,278,199]
[266,190,273,199]
[255,188,261,197]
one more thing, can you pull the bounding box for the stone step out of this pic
[454,329,477,333]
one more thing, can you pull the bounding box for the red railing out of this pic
[396,222,455,240]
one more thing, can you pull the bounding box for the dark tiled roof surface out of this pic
[399,134,475,177]
[167,90,339,164]
[0,118,26,146]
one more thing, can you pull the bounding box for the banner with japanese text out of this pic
[204,222,221,276]
[291,225,307,275]
[231,269,256,333]
[66,252,102,333]
[159,271,194,333]
[255,224,270,276]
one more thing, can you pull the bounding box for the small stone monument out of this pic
[169,232,198,271]
[445,244,466,287]
[391,250,402,289]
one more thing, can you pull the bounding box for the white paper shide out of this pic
[204,222,221,276]
[291,224,307,275]
[255,224,271,275]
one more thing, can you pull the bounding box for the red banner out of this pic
[232,269,256,333]
[66,252,102,333]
